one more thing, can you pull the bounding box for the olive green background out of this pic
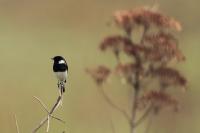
[0,0,199,133]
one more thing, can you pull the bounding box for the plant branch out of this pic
[32,116,48,133]
[134,105,153,127]
[51,116,66,123]
[33,96,65,123]
[98,87,131,122]
[14,114,20,133]
[130,24,148,133]
[130,88,139,133]
[32,95,63,133]
[46,115,50,132]
[33,96,49,113]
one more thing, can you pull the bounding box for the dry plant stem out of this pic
[32,95,62,133]
[98,86,131,122]
[33,96,65,123]
[134,105,153,127]
[14,114,20,133]
[51,116,65,123]
[129,42,140,133]
[46,115,50,132]
[33,96,49,113]
[133,85,166,130]
[130,26,147,133]
[131,87,139,133]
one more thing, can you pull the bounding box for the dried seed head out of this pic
[115,63,143,84]
[86,66,111,85]
[152,67,187,87]
[139,90,179,111]
[114,7,182,33]
[142,32,185,62]
[100,35,132,51]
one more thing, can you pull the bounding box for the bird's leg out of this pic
[60,81,65,94]
[57,81,60,88]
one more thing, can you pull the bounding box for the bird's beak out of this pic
[51,58,54,60]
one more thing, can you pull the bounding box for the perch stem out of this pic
[33,96,65,123]
[32,95,62,133]
[33,96,49,113]
[46,115,50,132]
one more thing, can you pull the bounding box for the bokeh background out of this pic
[0,0,199,133]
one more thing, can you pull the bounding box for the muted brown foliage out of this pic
[143,32,185,62]
[87,6,187,133]
[152,67,187,87]
[86,66,111,85]
[115,63,143,84]
[139,90,179,112]
[114,7,182,35]
[100,35,132,51]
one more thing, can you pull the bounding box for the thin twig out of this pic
[14,114,20,133]
[51,115,65,123]
[50,96,62,113]
[134,105,153,127]
[32,116,48,133]
[33,96,49,113]
[46,115,50,132]
[98,87,131,122]
[33,96,65,123]
[130,88,139,133]
[32,95,62,133]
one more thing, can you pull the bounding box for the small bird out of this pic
[52,56,68,96]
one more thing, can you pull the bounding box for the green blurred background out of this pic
[0,0,199,133]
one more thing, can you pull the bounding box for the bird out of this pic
[52,56,68,96]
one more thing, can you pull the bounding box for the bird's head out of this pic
[51,56,66,63]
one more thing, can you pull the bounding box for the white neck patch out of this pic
[58,60,65,64]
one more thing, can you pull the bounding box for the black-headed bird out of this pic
[52,56,68,96]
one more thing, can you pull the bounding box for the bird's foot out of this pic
[57,82,60,88]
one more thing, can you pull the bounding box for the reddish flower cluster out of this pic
[100,35,132,51]
[152,67,187,87]
[114,7,182,34]
[87,6,187,116]
[145,32,177,43]
[100,35,145,58]
[116,63,143,74]
[86,66,111,85]
[99,35,133,59]
[115,63,142,83]
[143,32,185,62]
[140,90,179,111]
